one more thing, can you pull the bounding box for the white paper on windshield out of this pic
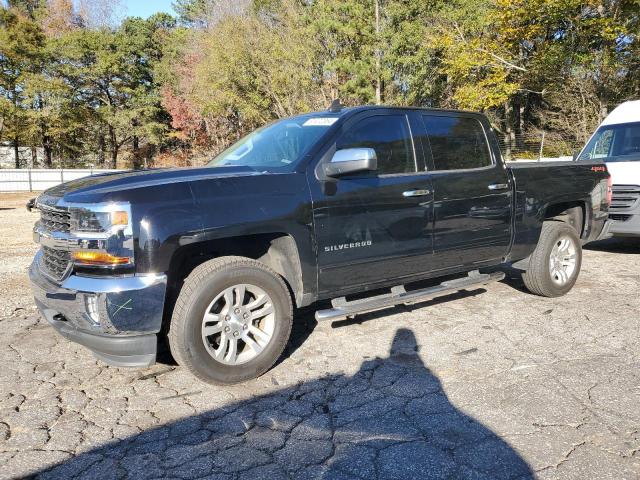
[303,118,338,127]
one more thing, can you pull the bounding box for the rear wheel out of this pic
[522,222,582,297]
[168,256,293,385]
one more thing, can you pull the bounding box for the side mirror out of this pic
[324,148,377,178]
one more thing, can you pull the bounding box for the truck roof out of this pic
[601,100,640,126]
[306,104,481,118]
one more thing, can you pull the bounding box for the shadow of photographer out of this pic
[35,328,533,480]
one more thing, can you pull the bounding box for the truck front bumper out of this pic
[594,219,614,241]
[29,250,167,367]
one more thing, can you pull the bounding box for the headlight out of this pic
[70,207,129,233]
[69,203,134,268]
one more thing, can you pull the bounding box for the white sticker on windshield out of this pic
[303,117,338,127]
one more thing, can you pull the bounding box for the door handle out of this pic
[403,189,432,197]
[488,183,509,191]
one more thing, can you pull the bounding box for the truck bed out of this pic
[507,160,610,261]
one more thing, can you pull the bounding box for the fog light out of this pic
[84,295,100,325]
[72,250,131,265]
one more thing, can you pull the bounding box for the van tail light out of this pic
[606,175,613,206]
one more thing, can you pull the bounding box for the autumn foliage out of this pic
[1,0,639,168]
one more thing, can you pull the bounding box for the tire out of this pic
[168,256,293,385]
[522,221,582,297]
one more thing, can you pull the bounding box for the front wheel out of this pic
[168,256,293,385]
[522,222,582,297]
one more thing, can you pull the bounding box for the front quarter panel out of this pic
[125,182,202,274]
[188,173,316,295]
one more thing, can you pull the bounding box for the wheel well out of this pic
[163,233,304,328]
[543,202,586,238]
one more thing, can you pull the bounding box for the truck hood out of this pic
[40,166,261,202]
[606,161,640,186]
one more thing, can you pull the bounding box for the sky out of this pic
[123,0,176,19]
[0,0,177,19]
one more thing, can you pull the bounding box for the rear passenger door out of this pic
[418,113,512,270]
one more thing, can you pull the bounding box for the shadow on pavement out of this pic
[34,329,533,480]
[585,236,640,254]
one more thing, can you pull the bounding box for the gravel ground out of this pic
[0,192,639,480]
[0,193,39,318]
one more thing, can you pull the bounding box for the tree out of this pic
[48,13,175,168]
[490,0,640,155]
[2,0,638,169]
[0,7,46,167]
[414,0,639,158]
[381,0,446,106]
[157,25,207,148]
[76,0,124,29]
[168,0,329,153]
[5,0,45,19]
[42,0,80,38]
[307,0,379,104]
[172,0,211,26]
[172,0,252,28]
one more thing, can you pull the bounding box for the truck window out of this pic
[423,115,492,170]
[337,115,416,175]
[208,115,337,171]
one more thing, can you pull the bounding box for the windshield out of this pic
[208,116,339,171]
[578,122,640,162]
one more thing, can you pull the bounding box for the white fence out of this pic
[509,156,574,163]
[0,169,123,192]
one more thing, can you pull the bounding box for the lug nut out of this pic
[243,324,248,330]
[225,315,230,321]
[243,313,249,319]
[233,331,239,337]
[234,308,241,314]
[224,326,230,332]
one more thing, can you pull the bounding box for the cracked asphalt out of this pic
[1,192,639,479]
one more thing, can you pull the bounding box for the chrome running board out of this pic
[315,271,505,322]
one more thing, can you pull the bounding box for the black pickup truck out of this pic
[29,105,612,384]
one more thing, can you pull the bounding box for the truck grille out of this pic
[610,185,640,212]
[41,246,71,281]
[37,204,72,280]
[39,206,71,233]
[609,214,631,222]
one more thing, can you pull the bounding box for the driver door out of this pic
[308,111,435,295]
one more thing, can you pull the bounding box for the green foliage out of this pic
[188,1,327,138]
[172,0,211,26]
[382,0,444,106]
[308,0,379,104]
[0,4,175,167]
[0,0,638,167]
[6,0,45,19]
[0,6,47,166]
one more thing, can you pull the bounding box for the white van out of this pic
[578,100,640,237]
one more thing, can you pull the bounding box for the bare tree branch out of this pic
[453,22,527,72]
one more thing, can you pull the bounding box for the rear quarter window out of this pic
[423,115,492,170]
